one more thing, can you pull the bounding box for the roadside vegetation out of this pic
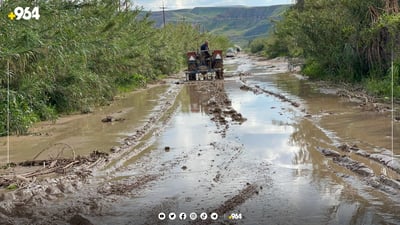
[0,0,231,135]
[250,0,400,99]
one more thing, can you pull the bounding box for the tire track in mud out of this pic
[195,81,271,223]
[237,72,400,221]
[191,165,271,225]
[104,84,183,171]
[143,182,266,225]
[238,78,302,109]
[97,174,159,196]
[239,71,400,199]
[138,80,272,225]
[212,162,271,216]
[192,184,260,225]
[100,144,209,197]
[84,80,253,224]
[316,146,400,195]
[209,141,244,184]
[190,81,254,186]
[93,78,251,223]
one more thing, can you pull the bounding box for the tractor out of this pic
[185,49,224,81]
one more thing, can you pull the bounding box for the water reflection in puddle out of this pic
[102,75,399,224]
[19,56,396,224]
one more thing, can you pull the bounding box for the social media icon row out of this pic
[158,212,218,221]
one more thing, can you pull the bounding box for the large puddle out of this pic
[87,55,399,224]
[1,55,399,225]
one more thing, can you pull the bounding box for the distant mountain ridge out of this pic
[147,5,290,46]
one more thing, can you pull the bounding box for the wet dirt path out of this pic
[1,54,400,225]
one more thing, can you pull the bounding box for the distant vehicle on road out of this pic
[226,48,236,57]
[226,45,241,57]
[226,48,236,58]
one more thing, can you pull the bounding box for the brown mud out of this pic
[0,81,184,225]
[318,80,398,113]
[189,81,247,137]
[0,54,399,224]
[193,183,260,225]
[239,79,301,108]
[0,150,108,189]
[316,146,400,194]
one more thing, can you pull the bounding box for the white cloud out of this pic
[174,0,188,9]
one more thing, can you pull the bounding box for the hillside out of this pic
[147,5,290,47]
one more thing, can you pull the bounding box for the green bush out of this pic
[0,90,38,135]
[117,73,147,92]
[249,38,267,53]
[366,78,400,98]
[264,38,289,59]
[302,61,326,79]
[49,69,114,113]
[366,63,400,99]
[271,0,400,96]
[0,0,231,135]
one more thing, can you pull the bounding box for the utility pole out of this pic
[160,0,167,27]
[6,60,10,166]
[123,0,130,11]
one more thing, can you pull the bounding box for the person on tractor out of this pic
[200,41,211,59]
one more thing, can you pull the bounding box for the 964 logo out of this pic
[8,6,40,21]
[228,213,242,220]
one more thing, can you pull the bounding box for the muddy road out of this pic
[1,54,400,225]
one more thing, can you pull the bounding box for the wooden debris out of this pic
[0,150,109,189]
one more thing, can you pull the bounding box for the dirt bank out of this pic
[307,77,399,114]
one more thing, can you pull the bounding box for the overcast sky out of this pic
[133,0,293,11]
